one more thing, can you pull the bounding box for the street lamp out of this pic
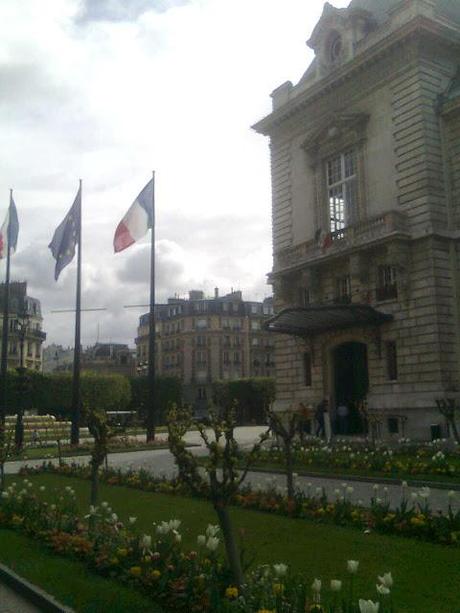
[14,300,30,450]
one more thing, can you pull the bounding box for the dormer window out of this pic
[328,31,342,63]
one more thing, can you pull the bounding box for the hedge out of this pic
[4,370,131,418]
[212,377,275,425]
[129,376,182,425]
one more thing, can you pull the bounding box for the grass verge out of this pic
[6,473,460,613]
[0,529,163,613]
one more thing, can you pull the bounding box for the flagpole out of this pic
[0,191,13,429]
[146,171,156,442]
[70,179,82,446]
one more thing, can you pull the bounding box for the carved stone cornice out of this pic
[302,112,370,168]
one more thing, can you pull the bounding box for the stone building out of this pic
[135,290,274,414]
[0,282,46,371]
[253,0,460,439]
[81,342,136,377]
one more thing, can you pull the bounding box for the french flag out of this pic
[113,178,154,253]
[0,194,19,259]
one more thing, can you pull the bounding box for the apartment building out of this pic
[136,289,274,412]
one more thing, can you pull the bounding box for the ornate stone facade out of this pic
[254,0,460,440]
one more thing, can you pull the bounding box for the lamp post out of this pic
[14,301,30,450]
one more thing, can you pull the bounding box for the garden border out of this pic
[246,465,460,491]
[0,562,73,613]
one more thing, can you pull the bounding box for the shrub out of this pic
[212,377,275,425]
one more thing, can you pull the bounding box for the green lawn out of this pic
[4,473,460,613]
[0,529,163,613]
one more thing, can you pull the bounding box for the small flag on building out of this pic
[49,185,81,280]
[113,178,154,253]
[0,194,19,259]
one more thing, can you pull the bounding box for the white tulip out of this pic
[376,584,390,595]
[140,534,152,549]
[347,560,359,574]
[273,563,288,577]
[206,536,220,551]
[129,516,137,524]
[378,572,393,588]
[169,519,181,531]
[197,534,206,547]
[311,578,321,593]
[330,579,342,592]
[359,599,380,613]
[205,524,220,538]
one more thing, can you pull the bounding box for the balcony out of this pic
[29,329,47,341]
[274,210,409,273]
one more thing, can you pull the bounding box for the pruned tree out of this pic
[266,407,300,500]
[167,403,269,586]
[86,408,112,505]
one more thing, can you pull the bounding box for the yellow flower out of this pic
[225,586,239,599]
[129,566,142,577]
[151,570,161,580]
[257,610,275,613]
[117,548,128,557]
[109,557,119,565]
[272,582,285,595]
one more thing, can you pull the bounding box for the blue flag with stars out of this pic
[49,185,81,281]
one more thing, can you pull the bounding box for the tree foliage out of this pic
[212,377,275,424]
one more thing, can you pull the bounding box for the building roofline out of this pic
[252,15,460,136]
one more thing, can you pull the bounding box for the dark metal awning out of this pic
[264,304,393,337]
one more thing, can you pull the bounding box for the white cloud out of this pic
[0,0,349,347]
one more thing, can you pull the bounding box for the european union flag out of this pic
[49,185,81,281]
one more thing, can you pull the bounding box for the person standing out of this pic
[337,402,349,435]
[315,398,328,438]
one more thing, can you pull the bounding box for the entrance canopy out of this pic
[264,304,393,337]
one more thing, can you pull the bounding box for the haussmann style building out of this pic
[253,0,460,440]
[135,289,274,416]
[0,282,46,371]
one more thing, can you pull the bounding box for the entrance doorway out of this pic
[333,341,369,434]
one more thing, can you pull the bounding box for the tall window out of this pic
[327,150,357,233]
[303,352,312,387]
[377,265,398,301]
[335,275,351,304]
[386,341,398,381]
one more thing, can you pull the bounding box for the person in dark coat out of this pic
[315,398,328,438]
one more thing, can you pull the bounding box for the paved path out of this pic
[0,581,40,613]
[5,426,459,512]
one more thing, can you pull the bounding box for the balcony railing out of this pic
[274,210,409,272]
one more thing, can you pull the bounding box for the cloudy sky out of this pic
[0,0,348,348]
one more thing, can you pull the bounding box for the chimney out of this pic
[214,287,219,299]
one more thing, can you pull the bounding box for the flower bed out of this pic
[255,438,460,481]
[0,478,395,612]
[19,462,460,547]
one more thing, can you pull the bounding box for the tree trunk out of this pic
[285,442,294,500]
[90,464,99,506]
[0,462,4,492]
[214,502,244,587]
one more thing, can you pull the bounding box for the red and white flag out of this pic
[113,178,154,253]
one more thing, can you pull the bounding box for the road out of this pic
[5,426,459,512]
